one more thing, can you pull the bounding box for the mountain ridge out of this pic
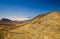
[0,11,60,39]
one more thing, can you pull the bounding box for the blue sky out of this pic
[0,0,60,20]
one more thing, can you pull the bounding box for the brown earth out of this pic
[0,11,60,39]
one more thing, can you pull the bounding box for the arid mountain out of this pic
[0,18,26,24]
[0,11,60,39]
[0,18,14,24]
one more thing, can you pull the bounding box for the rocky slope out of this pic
[1,11,60,39]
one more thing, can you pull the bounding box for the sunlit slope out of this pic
[25,11,60,32]
[10,14,47,30]
[4,11,60,39]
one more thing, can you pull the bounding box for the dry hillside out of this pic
[0,11,60,39]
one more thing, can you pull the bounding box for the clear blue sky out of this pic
[0,0,60,20]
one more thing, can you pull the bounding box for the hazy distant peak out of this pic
[1,18,11,21]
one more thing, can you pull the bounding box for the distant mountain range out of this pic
[0,18,29,24]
